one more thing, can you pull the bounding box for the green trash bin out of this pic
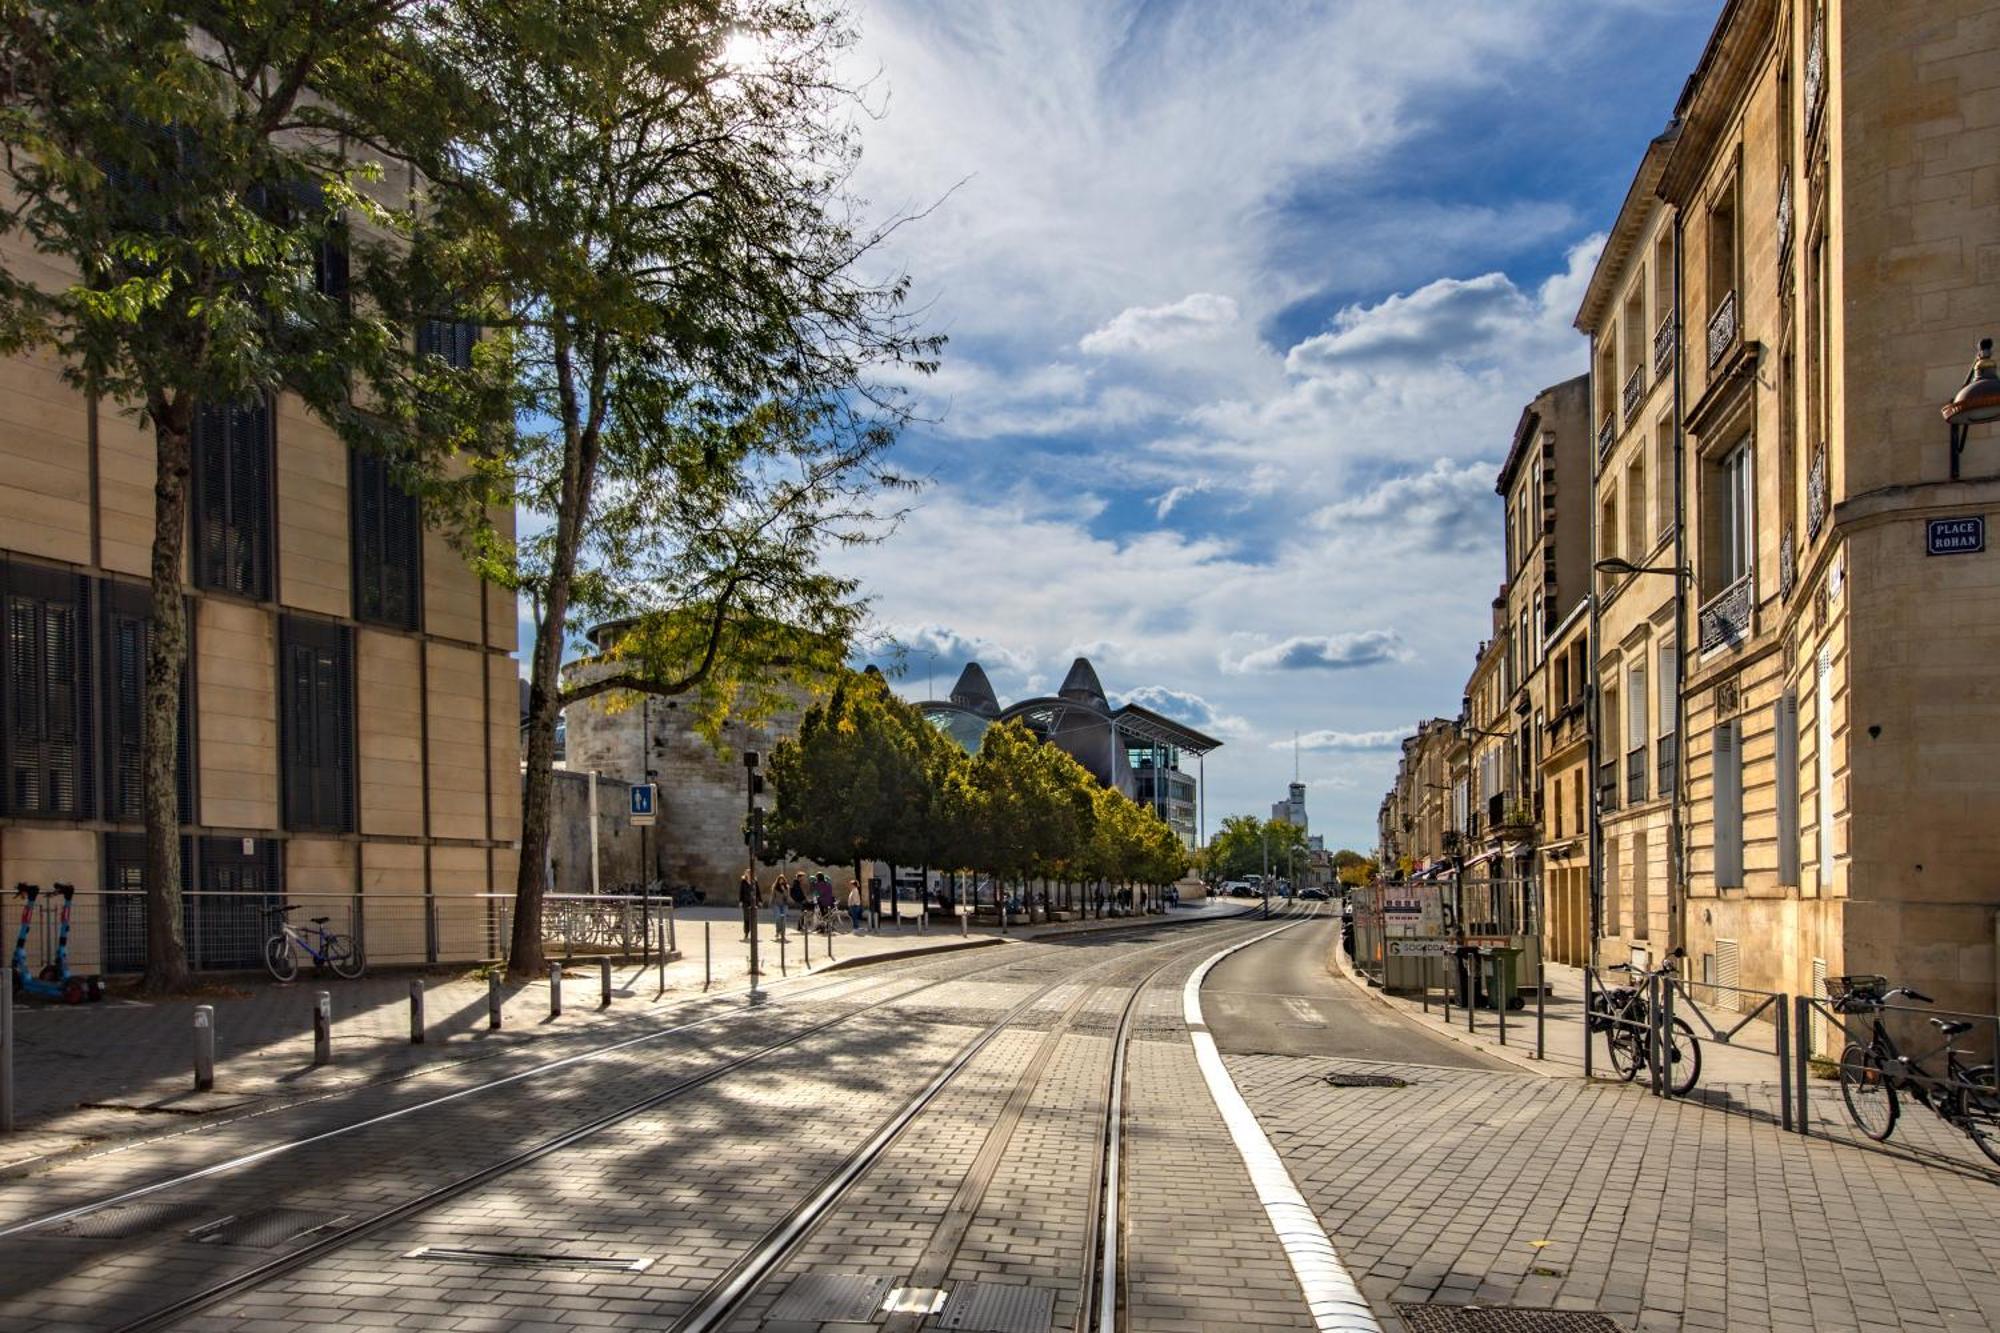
[1483,947,1524,1011]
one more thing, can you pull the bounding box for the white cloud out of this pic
[1286,728,1408,752]
[1080,293,1239,356]
[1116,684,1250,739]
[1311,458,1502,554]
[861,623,1036,678]
[1151,480,1212,520]
[1225,630,1411,674]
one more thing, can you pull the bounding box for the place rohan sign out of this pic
[1926,515,1985,556]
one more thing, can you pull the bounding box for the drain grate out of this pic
[45,1202,206,1240]
[935,1282,1058,1332]
[404,1245,653,1273]
[189,1207,348,1249]
[1322,1071,1409,1088]
[1397,1305,1626,1332]
[765,1272,891,1322]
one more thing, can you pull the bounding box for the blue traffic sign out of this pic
[629,784,657,824]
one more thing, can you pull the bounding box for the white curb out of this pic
[1183,912,1383,1333]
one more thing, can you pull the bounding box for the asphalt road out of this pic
[1202,913,1508,1069]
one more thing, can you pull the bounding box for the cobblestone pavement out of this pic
[0,911,1289,1332]
[4,902,1241,1167]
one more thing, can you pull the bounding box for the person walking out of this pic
[815,873,835,918]
[770,872,790,940]
[738,870,758,942]
[847,880,865,933]
[790,872,808,916]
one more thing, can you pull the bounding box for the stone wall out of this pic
[546,768,643,894]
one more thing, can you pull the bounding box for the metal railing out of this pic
[1596,412,1615,461]
[1622,362,1645,420]
[1698,573,1753,651]
[1653,313,1676,376]
[9,888,679,977]
[1706,289,1739,367]
[1656,733,1678,794]
[1597,760,1619,813]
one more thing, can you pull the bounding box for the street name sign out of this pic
[1926,515,1984,556]
[629,783,657,826]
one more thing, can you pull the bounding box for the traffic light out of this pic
[750,773,765,797]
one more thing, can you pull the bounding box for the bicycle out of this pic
[1828,975,2000,1166]
[1587,947,1702,1095]
[263,903,365,982]
[801,904,851,937]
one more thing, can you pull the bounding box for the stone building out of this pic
[1665,0,2000,1016]
[0,200,519,974]
[1578,128,1685,967]
[1541,600,1593,965]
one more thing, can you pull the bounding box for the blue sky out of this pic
[823,0,1723,852]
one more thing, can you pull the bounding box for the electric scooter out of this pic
[10,883,103,1004]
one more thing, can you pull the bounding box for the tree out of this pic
[0,3,494,990]
[1205,814,1307,883]
[423,0,939,977]
[1332,848,1377,888]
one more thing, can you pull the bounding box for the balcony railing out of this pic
[1626,746,1648,804]
[1622,363,1646,419]
[1598,761,1619,814]
[1806,442,1828,542]
[1698,573,1754,652]
[1657,733,1678,795]
[1654,314,1675,377]
[1707,289,1739,367]
[1597,413,1615,461]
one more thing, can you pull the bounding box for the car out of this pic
[1219,880,1256,897]
[1300,887,1329,900]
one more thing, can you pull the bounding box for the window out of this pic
[1599,494,1619,593]
[1626,661,1648,803]
[1552,774,1563,838]
[350,450,422,630]
[1707,175,1739,321]
[1654,234,1674,321]
[1626,454,1648,559]
[1656,413,1676,538]
[1622,286,1647,408]
[2,562,91,817]
[1657,641,1678,736]
[419,318,478,371]
[1713,718,1744,886]
[101,581,194,825]
[279,616,355,832]
[192,399,273,600]
[1532,591,1544,659]
[1717,440,1755,587]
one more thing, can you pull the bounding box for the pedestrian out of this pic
[770,872,790,939]
[847,880,865,932]
[790,872,808,914]
[738,870,758,942]
[816,873,835,916]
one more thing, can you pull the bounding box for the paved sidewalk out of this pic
[2,901,1239,1167]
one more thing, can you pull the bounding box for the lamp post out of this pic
[1943,338,2000,480]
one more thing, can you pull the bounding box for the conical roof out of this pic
[949,662,1001,717]
[1057,657,1107,709]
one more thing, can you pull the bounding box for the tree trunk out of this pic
[509,594,567,977]
[138,405,194,995]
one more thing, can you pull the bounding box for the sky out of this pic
[804,0,1724,852]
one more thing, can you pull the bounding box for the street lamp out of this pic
[1592,556,1693,581]
[1942,337,2000,481]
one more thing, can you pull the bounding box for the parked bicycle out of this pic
[263,903,365,982]
[1828,975,2000,1166]
[800,904,852,937]
[1587,947,1702,1095]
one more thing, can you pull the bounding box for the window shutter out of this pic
[1627,664,1648,745]
[1775,692,1800,885]
[1657,644,1678,733]
[194,400,272,598]
[1712,719,1743,886]
[350,450,422,630]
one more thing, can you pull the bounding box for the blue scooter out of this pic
[11,883,103,1004]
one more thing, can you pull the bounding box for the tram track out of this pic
[7,906,1272,1332]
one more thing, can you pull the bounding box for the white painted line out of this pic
[1183,913,1383,1333]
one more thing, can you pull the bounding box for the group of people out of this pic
[736,868,869,939]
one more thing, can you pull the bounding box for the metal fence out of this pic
[1583,963,1795,1128]
[10,888,676,978]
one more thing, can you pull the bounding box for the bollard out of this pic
[668,905,676,955]
[1,968,13,1133]
[409,980,426,1044]
[804,921,811,966]
[488,972,502,1031]
[919,907,926,934]
[960,908,968,938]
[657,922,666,995]
[549,962,563,1018]
[703,920,712,991]
[313,991,332,1065]
[599,957,613,1008]
[1000,904,1008,935]
[193,1005,215,1092]
[1777,993,1794,1133]
[780,933,787,976]
[1535,955,1546,1061]
[1496,960,1507,1047]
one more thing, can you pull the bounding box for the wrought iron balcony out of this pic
[1657,733,1678,795]
[1805,11,1826,133]
[1706,290,1739,368]
[1806,442,1828,542]
[1597,413,1615,461]
[1698,573,1754,652]
[1626,746,1647,804]
[1622,363,1646,420]
[1654,314,1675,377]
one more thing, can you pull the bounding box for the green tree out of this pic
[0,3,496,990]
[423,0,942,975]
[1332,848,1377,888]
[766,670,920,883]
[1205,814,1307,884]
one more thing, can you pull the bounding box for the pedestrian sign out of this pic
[629,783,657,826]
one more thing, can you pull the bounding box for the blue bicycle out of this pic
[263,903,365,981]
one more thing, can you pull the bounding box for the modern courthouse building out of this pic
[0,182,519,974]
[1380,0,2000,1018]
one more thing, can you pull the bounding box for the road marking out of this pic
[1282,996,1323,1025]
[1183,916,1383,1333]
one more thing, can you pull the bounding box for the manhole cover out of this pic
[44,1201,205,1239]
[404,1245,653,1273]
[767,1272,892,1322]
[936,1281,1057,1332]
[1397,1306,1625,1332]
[1322,1071,1409,1088]
[189,1207,348,1249]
